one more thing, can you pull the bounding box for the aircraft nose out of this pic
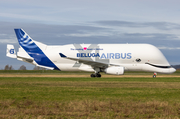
[170,67,176,73]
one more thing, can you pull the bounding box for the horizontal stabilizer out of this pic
[17,55,34,63]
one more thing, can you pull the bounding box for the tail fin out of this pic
[14,29,59,70]
[6,44,17,58]
[14,29,42,54]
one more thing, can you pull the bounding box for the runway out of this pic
[0,74,179,77]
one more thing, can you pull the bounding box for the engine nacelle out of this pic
[104,66,124,75]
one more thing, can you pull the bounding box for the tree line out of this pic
[3,65,47,70]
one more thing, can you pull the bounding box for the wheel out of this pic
[96,73,101,78]
[153,75,156,78]
[91,74,96,77]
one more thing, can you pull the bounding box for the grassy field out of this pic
[0,75,180,118]
[0,69,180,76]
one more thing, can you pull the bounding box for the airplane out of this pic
[6,28,176,78]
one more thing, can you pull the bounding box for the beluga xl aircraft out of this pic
[6,29,176,78]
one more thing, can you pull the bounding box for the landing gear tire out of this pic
[96,73,101,78]
[91,74,96,78]
[90,73,101,78]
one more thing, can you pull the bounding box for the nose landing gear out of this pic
[153,73,157,78]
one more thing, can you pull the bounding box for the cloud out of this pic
[0,34,7,36]
[64,32,112,37]
[122,33,179,40]
[158,47,180,50]
[0,39,17,43]
[95,20,180,30]
[0,21,180,69]
[0,21,179,45]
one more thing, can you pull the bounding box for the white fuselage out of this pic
[42,44,175,74]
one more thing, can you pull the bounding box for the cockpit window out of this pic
[136,58,141,62]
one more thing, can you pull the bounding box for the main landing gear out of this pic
[90,68,102,78]
[153,73,157,78]
[90,73,101,78]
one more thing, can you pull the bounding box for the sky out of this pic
[0,0,180,69]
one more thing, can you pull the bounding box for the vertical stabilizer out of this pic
[14,28,59,70]
[14,29,45,55]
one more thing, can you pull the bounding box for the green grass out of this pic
[0,69,180,75]
[1,77,180,118]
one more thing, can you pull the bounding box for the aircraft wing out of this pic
[59,53,117,68]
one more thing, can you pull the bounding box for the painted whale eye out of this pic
[136,58,141,62]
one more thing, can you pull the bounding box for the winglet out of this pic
[59,53,67,58]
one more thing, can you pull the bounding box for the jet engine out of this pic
[104,66,124,75]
